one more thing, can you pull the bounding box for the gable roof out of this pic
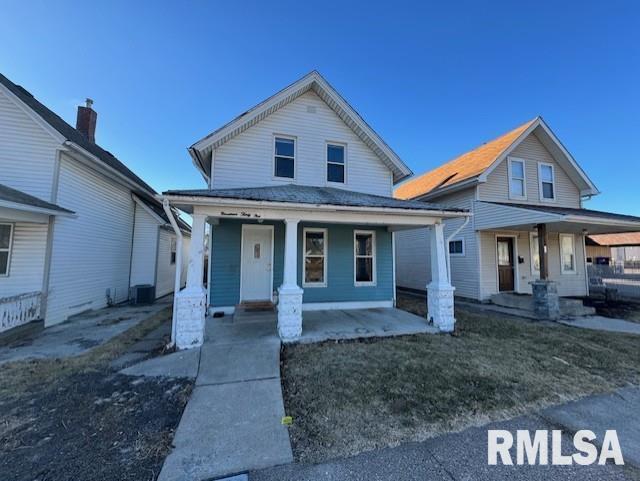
[189,70,413,184]
[0,183,74,216]
[0,72,157,197]
[588,232,640,247]
[395,117,599,200]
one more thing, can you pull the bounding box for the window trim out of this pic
[326,141,347,185]
[448,238,465,257]
[302,227,328,288]
[273,134,297,180]
[507,157,527,200]
[353,229,376,286]
[0,223,14,277]
[538,161,556,202]
[560,233,577,274]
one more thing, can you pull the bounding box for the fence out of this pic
[0,291,42,333]
[588,264,640,300]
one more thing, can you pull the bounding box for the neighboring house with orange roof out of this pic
[393,117,640,315]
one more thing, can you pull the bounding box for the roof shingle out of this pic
[0,183,74,214]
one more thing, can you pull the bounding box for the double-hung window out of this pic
[508,157,526,199]
[560,234,576,273]
[538,162,555,201]
[0,223,13,276]
[354,230,376,286]
[327,143,346,183]
[170,238,177,265]
[274,136,295,179]
[303,228,327,287]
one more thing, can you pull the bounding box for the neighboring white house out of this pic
[0,72,190,333]
[394,117,640,311]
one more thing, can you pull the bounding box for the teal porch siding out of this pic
[296,224,393,303]
[209,219,284,307]
[209,220,393,307]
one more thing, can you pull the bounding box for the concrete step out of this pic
[490,293,596,318]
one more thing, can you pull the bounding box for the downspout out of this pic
[162,198,183,348]
[445,216,471,283]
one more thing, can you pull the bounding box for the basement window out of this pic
[0,223,13,276]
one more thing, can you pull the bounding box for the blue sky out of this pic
[1,0,638,213]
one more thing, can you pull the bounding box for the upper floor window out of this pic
[508,158,526,199]
[327,143,346,183]
[354,230,376,286]
[0,223,13,276]
[538,162,556,201]
[274,136,295,179]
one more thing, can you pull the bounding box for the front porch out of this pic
[163,184,469,348]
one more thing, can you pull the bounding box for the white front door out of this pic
[240,225,273,301]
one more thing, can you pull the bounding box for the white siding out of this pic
[212,91,393,196]
[478,230,587,299]
[478,133,581,208]
[46,155,134,325]
[0,222,48,297]
[395,188,479,299]
[130,205,159,287]
[155,229,177,298]
[0,88,60,201]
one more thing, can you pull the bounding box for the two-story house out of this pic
[163,71,470,348]
[0,72,190,333]
[394,117,640,317]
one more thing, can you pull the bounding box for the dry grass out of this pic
[282,293,640,463]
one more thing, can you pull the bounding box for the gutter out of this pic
[445,216,470,283]
[162,197,184,348]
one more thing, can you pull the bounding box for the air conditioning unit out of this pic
[130,284,155,305]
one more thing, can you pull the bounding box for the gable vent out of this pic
[306,105,317,114]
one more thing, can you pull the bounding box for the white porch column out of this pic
[277,218,303,341]
[427,222,456,332]
[174,212,207,349]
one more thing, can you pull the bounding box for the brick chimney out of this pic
[76,98,97,142]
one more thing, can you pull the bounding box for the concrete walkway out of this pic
[157,311,292,481]
[559,315,640,335]
[251,387,640,481]
[0,299,171,364]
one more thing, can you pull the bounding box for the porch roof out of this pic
[164,184,467,216]
[0,183,74,221]
[476,201,640,234]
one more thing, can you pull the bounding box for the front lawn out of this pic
[281,293,640,463]
[0,308,193,481]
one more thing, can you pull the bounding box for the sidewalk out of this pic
[156,311,293,481]
[251,387,640,481]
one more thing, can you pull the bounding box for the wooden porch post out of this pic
[537,223,549,280]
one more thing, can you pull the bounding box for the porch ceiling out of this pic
[475,201,640,235]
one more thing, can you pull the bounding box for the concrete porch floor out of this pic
[206,307,438,344]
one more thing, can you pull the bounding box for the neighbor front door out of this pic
[497,237,515,292]
[240,225,273,301]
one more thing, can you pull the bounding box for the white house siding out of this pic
[129,205,159,287]
[0,222,48,297]
[395,188,479,299]
[0,88,60,202]
[478,132,581,208]
[211,91,393,197]
[45,154,134,326]
[478,230,587,300]
[155,229,176,298]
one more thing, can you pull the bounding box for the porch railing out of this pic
[0,291,42,333]
[588,265,640,301]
